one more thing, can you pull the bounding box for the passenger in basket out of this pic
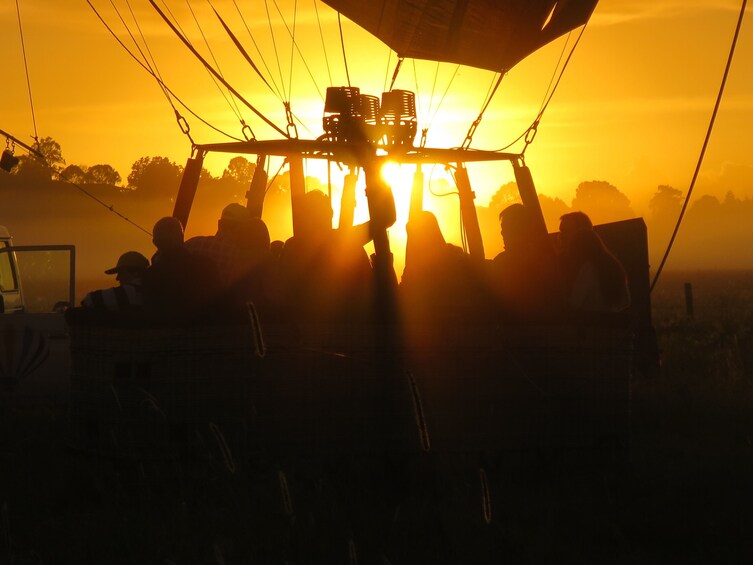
[558,211,630,313]
[185,203,273,312]
[400,210,486,325]
[81,251,149,311]
[142,216,221,323]
[488,203,563,321]
[278,190,375,325]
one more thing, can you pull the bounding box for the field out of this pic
[1,270,753,564]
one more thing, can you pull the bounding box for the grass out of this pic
[2,270,753,563]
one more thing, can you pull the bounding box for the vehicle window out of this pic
[0,243,19,292]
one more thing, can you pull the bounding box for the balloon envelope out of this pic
[321,0,598,72]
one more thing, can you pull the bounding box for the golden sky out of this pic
[2,0,752,216]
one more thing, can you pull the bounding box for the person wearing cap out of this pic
[81,251,149,311]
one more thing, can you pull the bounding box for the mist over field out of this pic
[2,151,753,303]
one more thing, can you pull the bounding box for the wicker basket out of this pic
[67,322,261,459]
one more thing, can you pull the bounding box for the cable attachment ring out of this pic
[284,102,298,139]
[174,110,194,145]
[241,121,255,141]
[523,119,539,150]
[462,118,480,150]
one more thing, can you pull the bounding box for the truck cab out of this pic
[0,225,23,313]
[0,224,76,402]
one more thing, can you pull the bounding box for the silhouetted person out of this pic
[236,216,276,319]
[270,240,285,260]
[488,203,563,321]
[142,216,221,324]
[559,211,630,313]
[81,251,149,311]
[278,190,374,327]
[185,203,260,288]
[400,211,486,326]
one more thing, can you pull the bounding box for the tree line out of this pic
[0,136,263,198]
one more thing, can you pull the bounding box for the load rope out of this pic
[650,0,748,293]
[38,158,152,237]
[14,0,38,146]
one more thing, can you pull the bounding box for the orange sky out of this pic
[2,1,752,218]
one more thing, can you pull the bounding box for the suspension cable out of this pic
[287,0,297,101]
[412,60,423,121]
[120,0,170,101]
[272,0,325,102]
[185,0,245,123]
[162,1,245,130]
[89,0,242,141]
[383,48,392,93]
[461,72,503,149]
[209,1,273,100]
[231,0,285,103]
[118,0,193,144]
[14,0,38,144]
[338,13,351,87]
[264,0,287,101]
[313,0,333,86]
[149,0,289,138]
[388,57,404,92]
[650,0,747,293]
[494,23,587,153]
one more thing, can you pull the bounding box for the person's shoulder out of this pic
[80,286,119,309]
[185,234,218,252]
[185,234,213,245]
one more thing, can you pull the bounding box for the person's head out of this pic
[270,239,285,258]
[104,251,149,284]
[244,216,271,252]
[152,216,184,253]
[407,211,445,250]
[297,190,334,240]
[559,211,593,255]
[499,204,538,252]
[217,203,251,238]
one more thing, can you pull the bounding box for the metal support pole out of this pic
[409,165,424,222]
[454,164,485,260]
[246,154,268,218]
[512,159,548,239]
[338,168,359,229]
[172,150,206,229]
[289,155,306,236]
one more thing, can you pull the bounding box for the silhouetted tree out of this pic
[127,156,183,198]
[85,164,121,186]
[538,194,571,231]
[60,164,87,185]
[12,136,64,183]
[488,181,521,212]
[648,185,682,222]
[571,180,634,224]
[222,156,255,185]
